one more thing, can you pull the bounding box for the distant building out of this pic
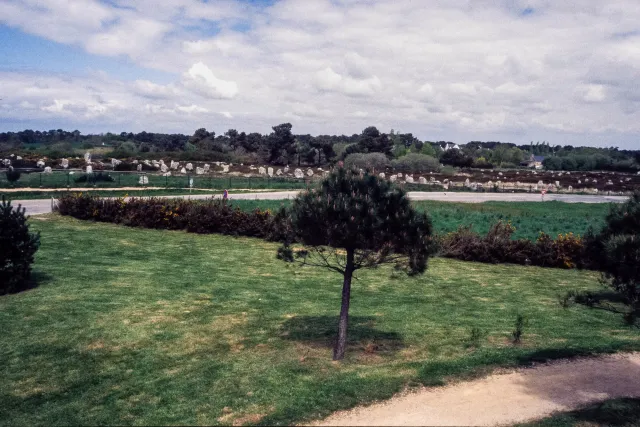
[521,154,545,169]
[441,142,460,151]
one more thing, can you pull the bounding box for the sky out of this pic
[0,0,639,149]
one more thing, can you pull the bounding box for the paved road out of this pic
[13,191,629,216]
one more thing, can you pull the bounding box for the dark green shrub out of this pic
[0,196,40,294]
[74,172,115,184]
[512,314,527,344]
[392,153,441,173]
[5,168,21,183]
[596,191,640,324]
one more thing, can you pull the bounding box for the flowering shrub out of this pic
[439,221,590,269]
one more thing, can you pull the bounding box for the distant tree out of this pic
[344,126,394,158]
[278,169,436,360]
[268,123,296,165]
[440,149,473,167]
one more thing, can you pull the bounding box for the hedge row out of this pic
[56,193,597,270]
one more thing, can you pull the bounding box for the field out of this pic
[230,199,611,241]
[1,215,638,426]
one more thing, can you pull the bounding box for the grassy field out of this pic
[1,215,638,426]
[230,199,611,241]
[520,398,640,426]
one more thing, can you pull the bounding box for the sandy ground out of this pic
[313,353,640,426]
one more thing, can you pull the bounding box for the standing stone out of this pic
[196,167,204,175]
[284,166,290,173]
[267,167,274,177]
[419,177,427,184]
[276,169,283,176]
[538,180,544,186]
[397,173,403,178]
[37,160,45,168]
[161,164,169,173]
[204,164,210,172]
[84,152,91,163]
[465,178,471,187]
[186,163,193,171]
[180,167,187,174]
[379,172,385,179]
[405,176,414,183]
[222,164,230,173]
[307,168,314,177]
[61,158,69,169]
[259,167,267,175]
[139,176,149,185]
[133,160,139,164]
[294,168,304,179]
[86,165,93,174]
[44,166,52,174]
[137,164,143,172]
[171,160,179,170]
[390,175,397,183]
[112,158,122,167]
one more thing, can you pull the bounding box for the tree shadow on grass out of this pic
[2,270,54,295]
[278,315,405,353]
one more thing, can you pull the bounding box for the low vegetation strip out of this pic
[1,216,639,425]
[55,193,599,270]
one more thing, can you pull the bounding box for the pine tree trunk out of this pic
[333,249,354,361]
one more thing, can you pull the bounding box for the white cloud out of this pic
[1,0,640,147]
[182,63,239,99]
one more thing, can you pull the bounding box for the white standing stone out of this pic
[203,164,210,172]
[186,163,193,171]
[161,164,169,173]
[37,160,45,168]
[133,160,139,164]
[555,181,560,187]
[397,173,403,178]
[307,168,314,177]
[86,165,93,174]
[44,166,52,174]
[284,166,290,173]
[196,167,204,175]
[294,168,304,179]
[267,167,274,177]
[390,175,397,183]
[222,164,230,173]
[379,172,385,179]
[419,177,427,184]
[137,164,143,172]
[276,169,283,176]
[180,167,187,174]
[139,176,149,185]
[84,152,91,163]
[171,160,179,170]
[259,167,267,175]
[111,158,122,167]
[405,175,414,183]
[538,180,544,186]
[465,178,471,187]
[498,172,503,176]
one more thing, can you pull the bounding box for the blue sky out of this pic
[0,0,639,149]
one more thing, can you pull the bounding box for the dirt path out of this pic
[314,353,640,426]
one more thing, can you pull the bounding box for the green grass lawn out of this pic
[230,199,611,241]
[519,398,640,427]
[1,216,638,426]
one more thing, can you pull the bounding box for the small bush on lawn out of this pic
[0,196,40,294]
[5,168,21,183]
[74,172,115,184]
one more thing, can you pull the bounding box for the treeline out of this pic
[1,126,639,172]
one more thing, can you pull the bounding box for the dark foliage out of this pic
[0,196,41,294]
[5,168,21,183]
[74,172,115,184]
[438,221,592,269]
[595,191,640,323]
[56,194,290,241]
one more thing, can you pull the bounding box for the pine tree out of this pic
[278,168,436,360]
[0,196,41,294]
